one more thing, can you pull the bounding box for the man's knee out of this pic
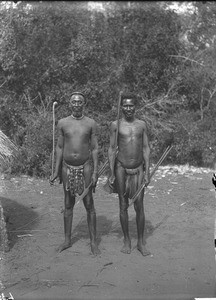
[64,206,73,217]
[86,205,95,214]
[134,199,143,212]
[64,195,75,216]
[84,196,95,213]
[119,197,129,213]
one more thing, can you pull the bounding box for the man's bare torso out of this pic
[117,118,145,169]
[59,116,93,166]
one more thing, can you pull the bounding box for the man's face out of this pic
[70,94,85,115]
[122,98,135,119]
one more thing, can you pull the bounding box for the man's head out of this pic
[121,93,137,106]
[70,92,86,117]
[121,93,136,120]
[70,92,86,103]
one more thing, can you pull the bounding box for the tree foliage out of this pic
[0,1,216,176]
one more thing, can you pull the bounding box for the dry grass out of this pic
[0,130,18,168]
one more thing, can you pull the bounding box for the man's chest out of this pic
[63,123,91,138]
[119,123,143,140]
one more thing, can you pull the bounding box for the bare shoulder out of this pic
[110,119,118,131]
[57,117,69,128]
[84,116,97,127]
[136,119,148,130]
[112,119,121,126]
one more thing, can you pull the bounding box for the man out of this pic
[108,93,151,256]
[50,92,100,256]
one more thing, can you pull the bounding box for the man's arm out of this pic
[108,121,117,182]
[50,121,64,183]
[91,121,99,189]
[142,122,150,186]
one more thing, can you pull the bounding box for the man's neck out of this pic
[71,112,84,120]
[123,116,135,123]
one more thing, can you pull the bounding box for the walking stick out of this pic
[52,101,58,178]
[129,145,173,207]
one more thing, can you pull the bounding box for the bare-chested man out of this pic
[50,92,100,256]
[108,93,151,256]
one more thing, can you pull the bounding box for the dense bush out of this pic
[1,2,216,177]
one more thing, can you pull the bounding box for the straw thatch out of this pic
[0,130,16,252]
[0,130,18,168]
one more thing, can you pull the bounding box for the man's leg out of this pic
[83,193,100,255]
[115,163,131,254]
[83,163,100,255]
[134,188,151,256]
[56,190,75,253]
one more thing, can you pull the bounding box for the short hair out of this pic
[71,92,86,103]
[121,92,137,106]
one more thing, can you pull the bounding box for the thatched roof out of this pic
[0,130,18,167]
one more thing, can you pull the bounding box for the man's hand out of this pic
[91,172,98,193]
[144,173,150,187]
[212,173,216,188]
[49,172,58,186]
[108,174,115,189]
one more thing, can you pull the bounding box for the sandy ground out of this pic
[0,165,215,300]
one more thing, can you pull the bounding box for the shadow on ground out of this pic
[0,197,39,250]
[107,215,170,241]
[69,214,169,247]
[70,215,113,246]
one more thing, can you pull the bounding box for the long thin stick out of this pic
[114,91,122,158]
[52,102,58,177]
[129,145,173,206]
[75,159,109,205]
[104,91,122,192]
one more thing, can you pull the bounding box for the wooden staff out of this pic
[52,101,58,177]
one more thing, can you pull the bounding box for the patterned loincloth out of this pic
[63,160,88,196]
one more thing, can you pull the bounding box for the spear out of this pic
[103,90,122,193]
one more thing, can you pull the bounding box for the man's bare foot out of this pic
[90,242,101,256]
[56,240,72,253]
[137,243,151,256]
[121,239,131,254]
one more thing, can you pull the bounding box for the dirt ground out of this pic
[0,164,215,300]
